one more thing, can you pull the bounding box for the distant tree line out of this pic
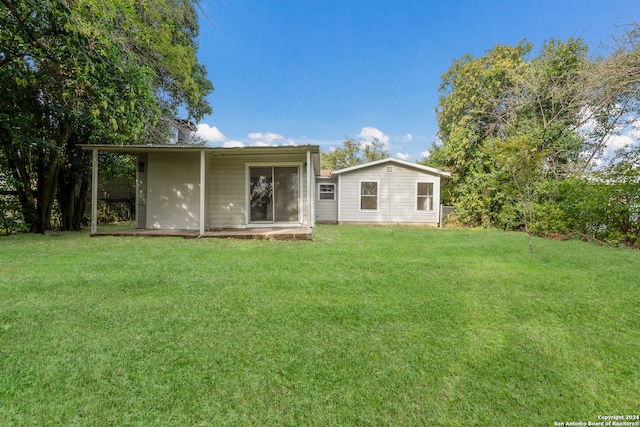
[0,0,213,232]
[423,27,640,250]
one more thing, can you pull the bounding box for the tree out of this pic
[0,0,213,232]
[321,137,388,170]
[430,41,532,226]
[433,32,640,247]
[489,132,549,253]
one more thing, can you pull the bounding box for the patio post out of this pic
[199,149,206,236]
[91,148,98,234]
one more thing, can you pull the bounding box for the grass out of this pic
[0,225,638,426]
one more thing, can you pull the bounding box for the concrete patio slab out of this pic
[91,227,312,241]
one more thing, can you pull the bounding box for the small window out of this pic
[385,166,393,173]
[318,183,336,201]
[417,182,434,211]
[360,181,378,210]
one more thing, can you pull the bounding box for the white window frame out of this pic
[244,162,304,227]
[318,183,336,201]
[359,180,379,212]
[416,181,434,212]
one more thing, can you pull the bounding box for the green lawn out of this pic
[1,225,638,426]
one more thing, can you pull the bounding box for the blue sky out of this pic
[194,0,640,161]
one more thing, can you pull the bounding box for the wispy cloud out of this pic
[196,124,226,143]
[403,133,413,142]
[223,140,245,148]
[248,132,284,144]
[420,150,431,159]
[357,126,390,148]
[395,152,411,160]
[605,134,634,151]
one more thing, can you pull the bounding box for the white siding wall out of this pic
[338,163,441,224]
[208,154,311,229]
[316,177,339,223]
[146,152,201,230]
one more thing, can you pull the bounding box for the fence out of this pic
[440,205,455,228]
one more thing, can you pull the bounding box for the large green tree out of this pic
[431,33,639,247]
[427,41,532,226]
[321,137,389,170]
[0,0,213,232]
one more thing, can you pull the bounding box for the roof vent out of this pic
[385,166,393,173]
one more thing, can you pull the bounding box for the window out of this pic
[318,183,336,201]
[360,181,378,210]
[417,182,434,211]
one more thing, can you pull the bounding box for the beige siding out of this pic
[208,153,311,228]
[146,152,201,230]
[316,177,339,223]
[338,163,441,224]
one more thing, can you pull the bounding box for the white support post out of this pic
[199,149,206,237]
[337,174,342,223]
[306,149,311,235]
[91,148,98,234]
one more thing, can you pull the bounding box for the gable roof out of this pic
[328,157,450,177]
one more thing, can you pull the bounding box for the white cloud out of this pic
[605,134,634,151]
[580,151,604,169]
[196,124,226,143]
[403,133,413,142]
[395,152,411,161]
[251,141,275,147]
[248,132,284,143]
[420,150,431,159]
[223,140,244,148]
[283,139,297,146]
[357,126,390,148]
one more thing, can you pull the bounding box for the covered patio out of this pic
[81,144,320,240]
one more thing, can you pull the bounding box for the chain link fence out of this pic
[440,206,456,228]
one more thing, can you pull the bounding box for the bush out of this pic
[0,194,28,235]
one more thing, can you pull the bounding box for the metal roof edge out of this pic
[329,157,451,177]
[78,144,321,153]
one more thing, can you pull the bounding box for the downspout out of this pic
[91,148,98,235]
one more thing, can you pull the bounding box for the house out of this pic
[316,157,450,226]
[81,145,450,236]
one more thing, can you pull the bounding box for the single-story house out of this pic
[81,145,450,236]
[316,157,450,226]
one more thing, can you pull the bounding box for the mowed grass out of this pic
[0,225,638,426]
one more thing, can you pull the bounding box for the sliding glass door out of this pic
[249,166,299,223]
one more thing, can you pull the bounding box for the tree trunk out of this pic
[35,148,60,232]
[58,136,90,231]
[521,196,535,254]
[34,120,69,232]
[0,132,38,230]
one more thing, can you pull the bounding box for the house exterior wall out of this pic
[316,177,339,223]
[146,152,202,230]
[208,153,312,229]
[338,163,441,225]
